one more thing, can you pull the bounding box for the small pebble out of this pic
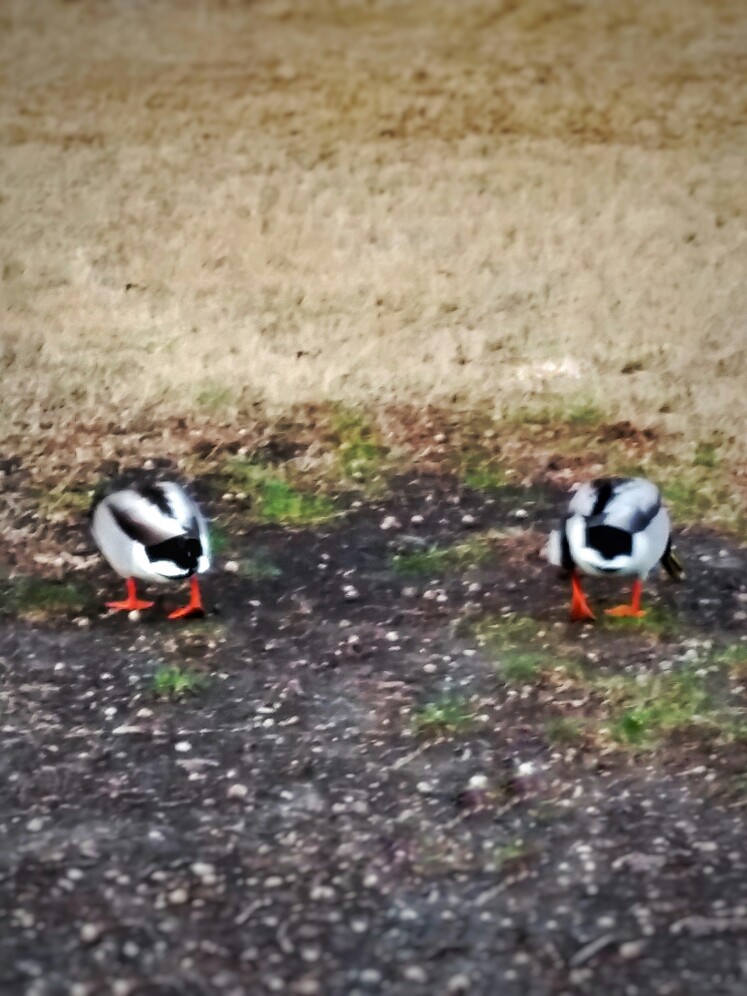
[127,610,141,622]
[380,515,401,531]
[224,560,239,573]
[167,888,189,905]
[227,784,249,799]
[175,741,191,753]
[80,922,104,944]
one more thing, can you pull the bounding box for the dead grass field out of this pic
[1,0,746,455]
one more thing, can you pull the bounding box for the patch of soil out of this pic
[1,470,747,995]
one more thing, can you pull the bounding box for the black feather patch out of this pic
[586,524,632,559]
[589,478,620,517]
[135,483,173,518]
[109,506,166,547]
[146,536,202,574]
[560,521,575,571]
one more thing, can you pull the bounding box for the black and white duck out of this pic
[91,480,210,619]
[545,476,684,620]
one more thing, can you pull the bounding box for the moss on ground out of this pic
[3,576,95,620]
[222,457,338,526]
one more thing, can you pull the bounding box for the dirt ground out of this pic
[1,414,747,995]
[1,0,746,455]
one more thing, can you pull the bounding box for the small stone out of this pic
[190,862,217,882]
[359,969,382,984]
[80,922,104,943]
[224,560,239,573]
[293,980,321,996]
[385,631,399,642]
[619,939,647,960]
[461,513,477,527]
[447,974,471,993]
[513,508,529,519]
[410,514,424,525]
[127,610,141,622]
[468,773,488,790]
[227,783,249,799]
[402,965,428,983]
[27,818,44,832]
[343,585,360,602]
[380,515,401,531]
[175,741,191,753]
[168,888,189,905]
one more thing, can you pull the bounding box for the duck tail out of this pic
[661,539,685,581]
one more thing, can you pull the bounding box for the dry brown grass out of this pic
[1,0,746,456]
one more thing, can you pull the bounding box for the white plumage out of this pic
[545,476,683,620]
[91,480,210,618]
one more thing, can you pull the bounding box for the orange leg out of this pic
[605,578,647,618]
[168,575,205,620]
[570,571,595,622]
[106,577,155,613]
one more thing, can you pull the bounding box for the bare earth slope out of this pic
[1,0,746,452]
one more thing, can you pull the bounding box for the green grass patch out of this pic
[693,442,721,469]
[460,452,508,492]
[475,612,542,651]
[601,602,681,639]
[507,398,607,429]
[3,576,95,619]
[601,667,711,746]
[151,664,207,700]
[492,839,530,870]
[330,406,390,489]
[392,536,493,577]
[500,651,546,684]
[657,466,745,536]
[208,522,230,556]
[36,486,93,519]
[223,458,337,525]
[412,695,474,737]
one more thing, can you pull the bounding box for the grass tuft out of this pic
[599,667,712,746]
[412,695,474,737]
[475,613,542,651]
[460,452,508,492]
[36,486,93,519]
[4,576,94,619]
[223,458,337,525]
[392,536,493,577]
[500,651,546,684]
[151,664,207,700]
[330,406,389,487]
[492,839,530,870]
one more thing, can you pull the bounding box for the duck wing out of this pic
[104,489,186,547]
[596,478,662,534]
[145,482,211,569]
